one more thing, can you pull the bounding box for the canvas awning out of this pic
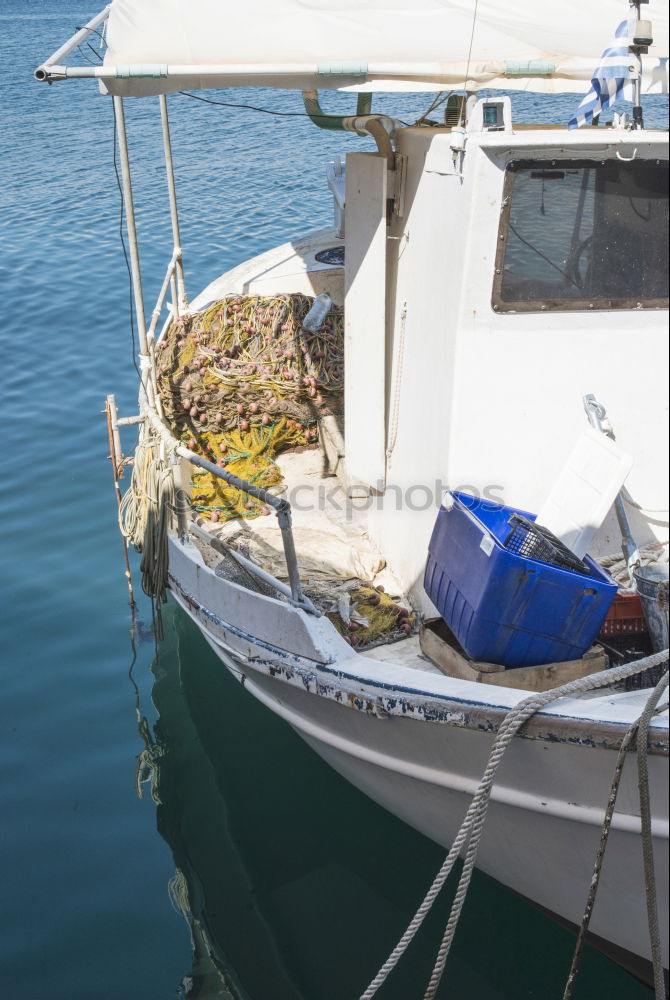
[38,0,669,97]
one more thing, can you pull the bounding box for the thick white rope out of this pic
[359,649,669,1000]
[118,428,157,548]
[420,657,669,1000]
[599,541,668,591]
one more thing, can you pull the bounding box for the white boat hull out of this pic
[167,536,669,975]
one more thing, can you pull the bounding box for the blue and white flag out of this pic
[568,18,635,129]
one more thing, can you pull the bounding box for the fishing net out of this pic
[156,293,344,521]
[155,292,417,646]
[328,584,416,648]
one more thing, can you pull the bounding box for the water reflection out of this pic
[134,602,651,1000]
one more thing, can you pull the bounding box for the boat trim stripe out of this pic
[241,670,669,839]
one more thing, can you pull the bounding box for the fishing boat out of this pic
[36,1,669,994]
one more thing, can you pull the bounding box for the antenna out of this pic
[630,0,653,129]
[459,0,479,126]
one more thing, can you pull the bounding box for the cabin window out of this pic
[492,159,668,312]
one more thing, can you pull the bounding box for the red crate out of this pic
[598,593,647,636]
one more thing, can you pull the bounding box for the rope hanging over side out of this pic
[119,425,175,636]
[359,649,669,1000]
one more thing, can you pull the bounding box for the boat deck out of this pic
[197,444,417,644]
[361,633,441,674]
[191,227,345,309]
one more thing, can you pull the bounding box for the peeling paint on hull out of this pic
[169,574,669,756]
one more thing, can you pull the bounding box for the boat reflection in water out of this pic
[134,603,651,1000]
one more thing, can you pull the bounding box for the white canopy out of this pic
[97,0,668,96]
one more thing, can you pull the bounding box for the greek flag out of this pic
[568,18,635,129]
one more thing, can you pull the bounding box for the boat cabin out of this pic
[189,102,669,611]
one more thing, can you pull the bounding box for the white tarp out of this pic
[101,0,669,96]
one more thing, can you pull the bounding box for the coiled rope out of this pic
[359,649,669,1000]
[599,540,668,591]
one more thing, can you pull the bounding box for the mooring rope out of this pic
[359,649,669,1000]
[637,671,669,1000]
[561,669,669,1000]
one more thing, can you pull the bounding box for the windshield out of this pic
[492,158,669,312]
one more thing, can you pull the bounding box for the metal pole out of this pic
[148,252,179,339]
[114,96,148,353]
[105,395,136,608]
[109,392,124,478]
[632,42,644,130]
[277,507,306,605]
[159,94,188,309]
[170,272,180,322]
[113,95,155,408]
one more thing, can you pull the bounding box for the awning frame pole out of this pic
[148,250,181,340]
[113,95,155,409]
[159,94,188,311]
[34,6,110,81]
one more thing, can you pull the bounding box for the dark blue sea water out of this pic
[2,5,667,998]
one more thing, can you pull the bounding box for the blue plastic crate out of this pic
[424,491,617,669]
